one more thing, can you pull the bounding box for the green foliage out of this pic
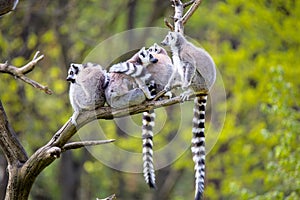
[1,0,299,199]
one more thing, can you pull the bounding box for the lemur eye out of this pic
[70,71,74,75]
[140,52,145,58]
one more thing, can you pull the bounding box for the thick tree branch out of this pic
[0,100,28,165]
[61,139,115,152]
[14,91,207,200]
[0,51,53,95]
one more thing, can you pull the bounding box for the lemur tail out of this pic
[192,94,208,200]
[142,110,156,188]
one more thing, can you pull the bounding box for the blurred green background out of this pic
[0,0,299,199]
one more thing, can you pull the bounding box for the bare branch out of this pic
[172,0,184,33]
[0,51,53,95]
[61,139,115,152]
[164,18,174,31]
[183,0,195,8]
[182,0,203,25]
[0,100,28,165]
[165,0,203,33]
[96,194,116,200]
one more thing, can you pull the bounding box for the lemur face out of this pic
[138,47,158,65]
[148,43,161,54]
[66,63,84,83]
[161,31,177,47]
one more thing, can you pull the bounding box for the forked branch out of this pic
[182,0,203,25]
[166,0,202,33]
[0,51,53,95]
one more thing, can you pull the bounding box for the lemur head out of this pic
[148,43,161,54]
[137,47,158,65]
[161,31,182,47]
[66,63,85,83]
[148,43,169,56]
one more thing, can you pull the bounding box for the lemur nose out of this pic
[150,58,158,64]
[160,42,167,46]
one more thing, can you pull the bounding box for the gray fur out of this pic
[161,31,216,200]
[104,73,146,108]
[161,31,216,97]
[67,62,106,125]
[109,47,157,100]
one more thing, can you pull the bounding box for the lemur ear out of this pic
[70,63,78,71]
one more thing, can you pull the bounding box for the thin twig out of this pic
[18,51,44,74]
[183,0,195,8]
[182,0,202,25]
[164,18,174,31]
[0,51,53,95]
[61,139,115,152]
[96,194,116,200]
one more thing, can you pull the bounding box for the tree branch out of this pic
[0,51,53,95]
[61,139,115,152]
[96,194,116,200]
[165,0,202,33]
[183,0,195,8]
[171,0,184,33]
[182,0,202,25]
[164,18,174,31]
[0,100,28,165]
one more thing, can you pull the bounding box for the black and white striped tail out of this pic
[192,94,207,200]
[109,62,151,82]
[142,110,156,188]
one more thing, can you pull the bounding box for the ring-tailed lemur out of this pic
[109,47,158,100]
[66,62,107,125]
[107,45,176,188]
[107,47,159,188]
[161,31,216,200]
[141,43,175,189]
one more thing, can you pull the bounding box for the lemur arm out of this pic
[182,61,196,89]
[135,78,155,99]
[165,53,183,91]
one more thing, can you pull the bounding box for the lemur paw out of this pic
[71,117,77,126]
[164,84,171,91]
[165,91,173,99]
[71,112,79,126]
[180,89,193,102]
[181,84,189,91]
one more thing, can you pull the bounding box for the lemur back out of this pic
[105,72,147,109]
[66,62,107,125]
[161,31,216,200]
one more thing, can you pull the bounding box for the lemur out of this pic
[161,31,216,200]
[107,47,160,188]
[141,43,182,189]
[109,44,180,188]
[66,62,107,125]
